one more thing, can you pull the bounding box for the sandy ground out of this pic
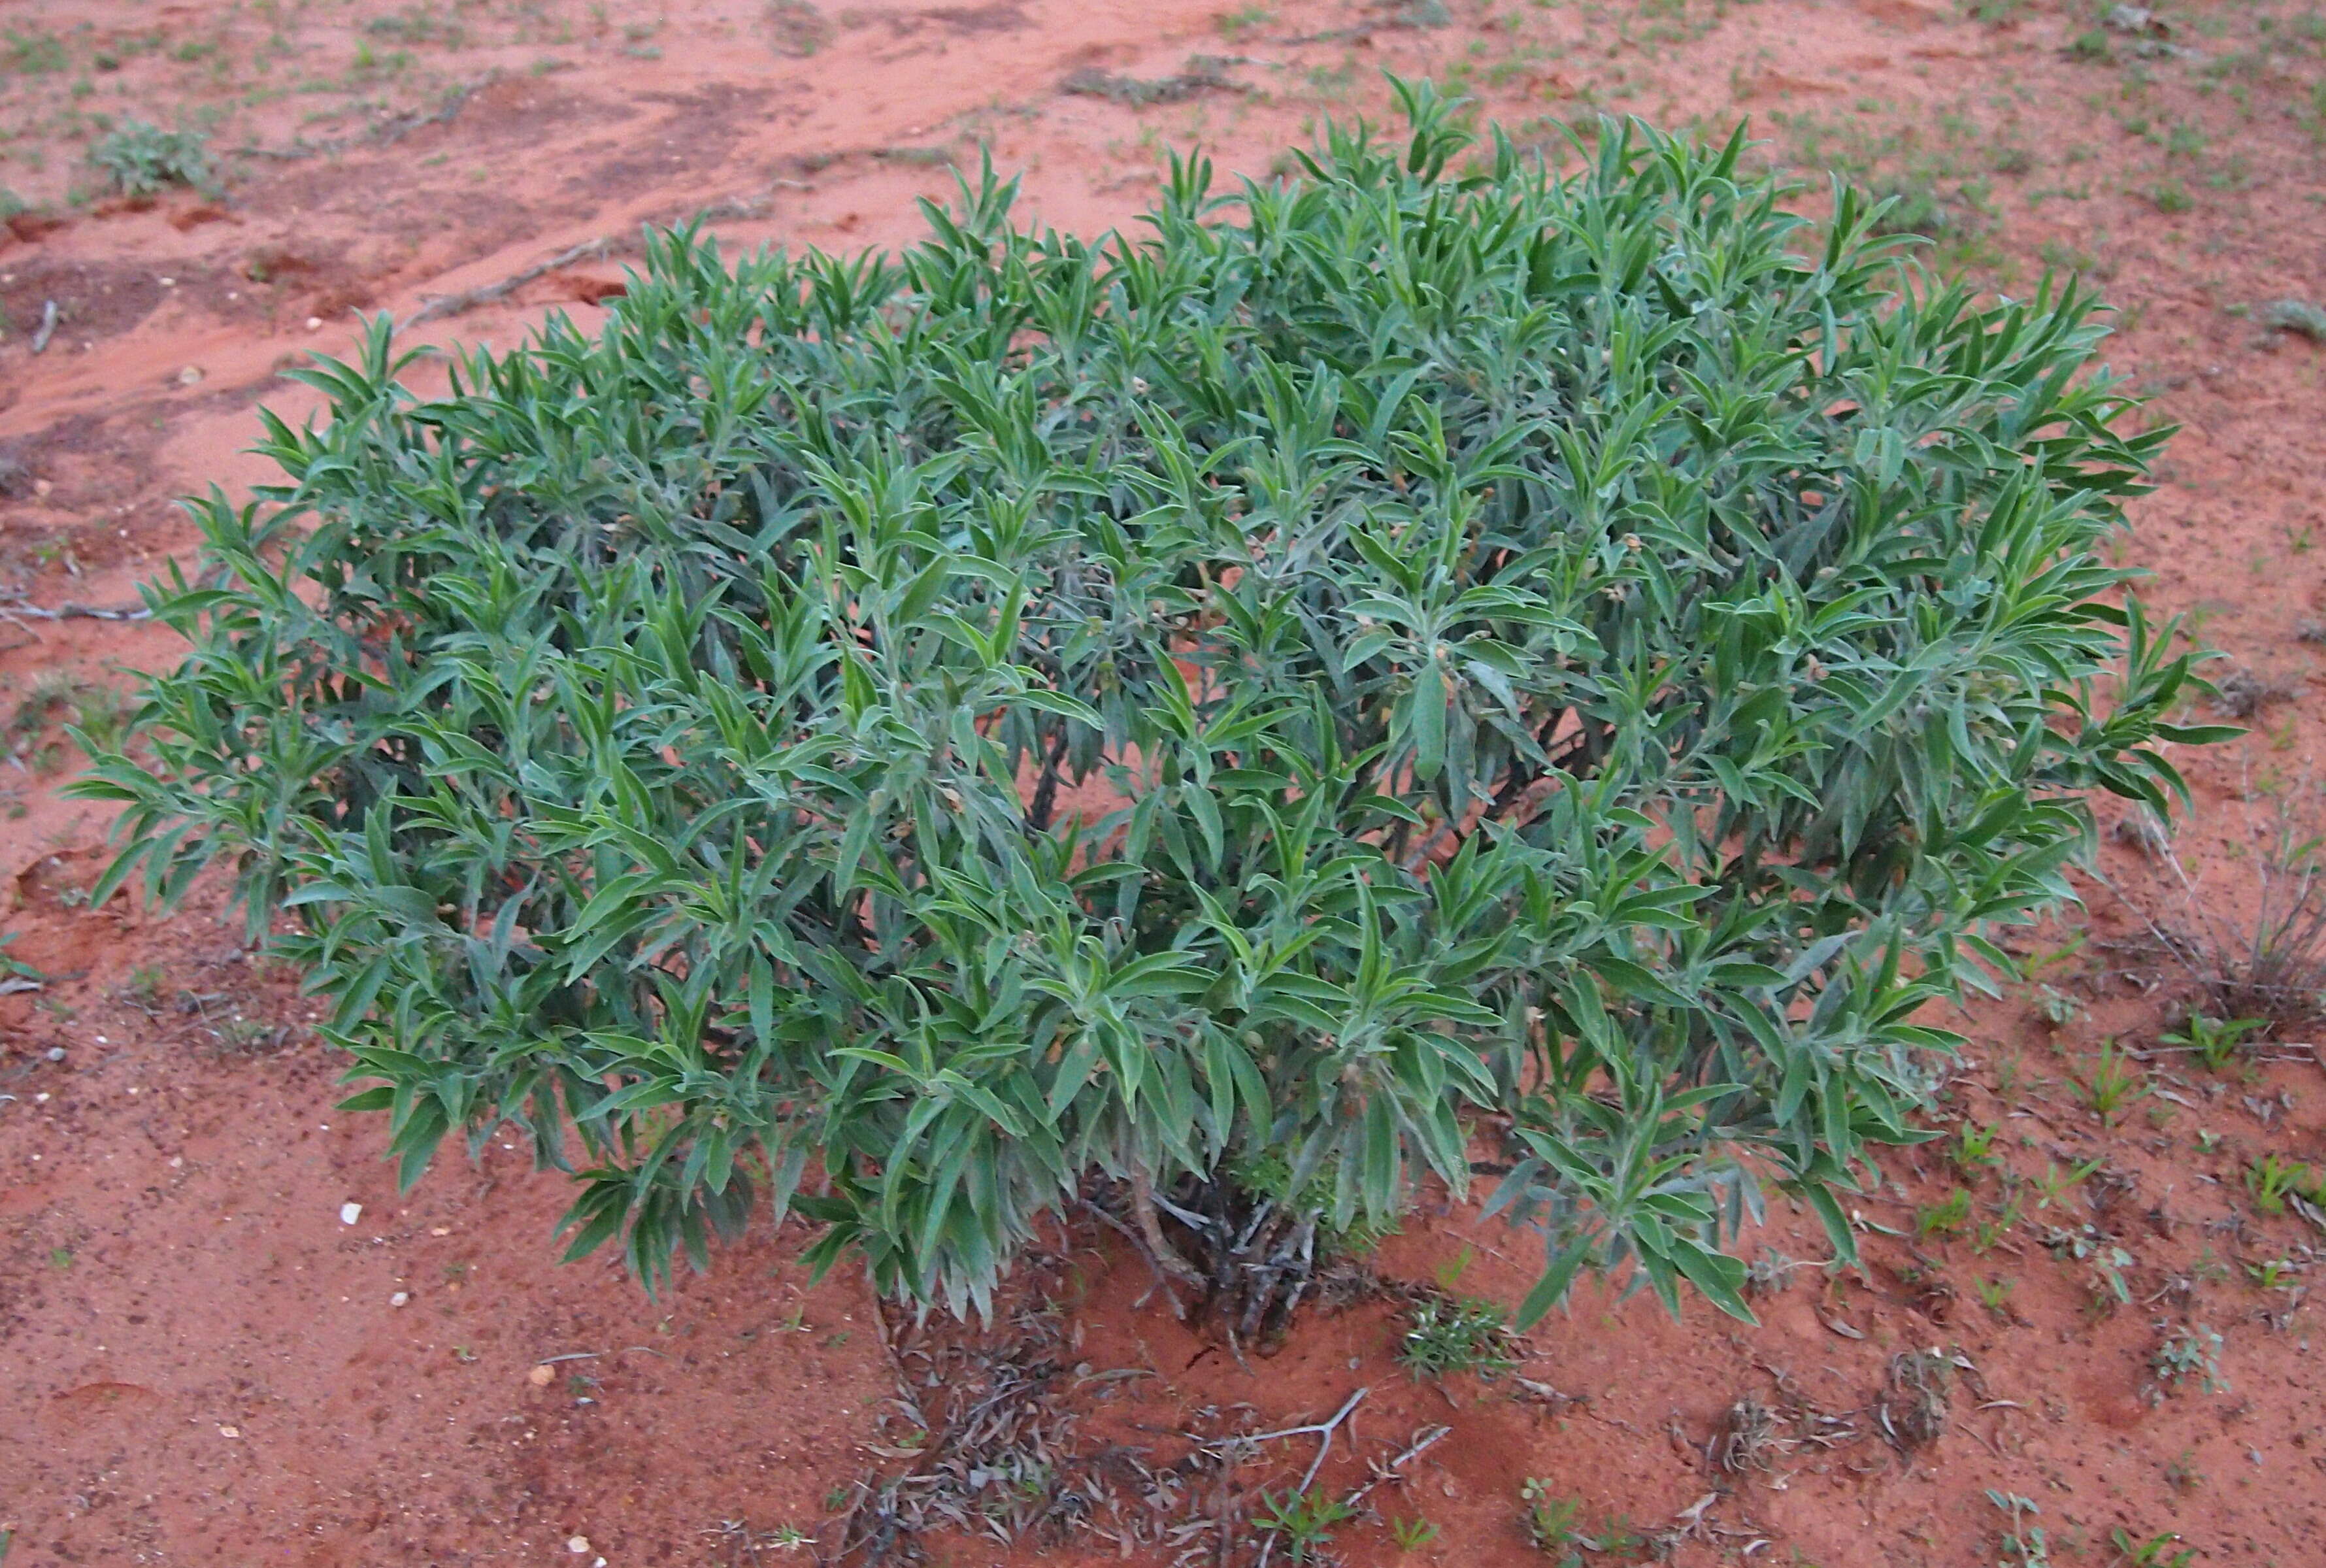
[3,0,2326,1563]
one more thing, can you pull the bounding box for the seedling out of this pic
[1951,1120,2001,1174]
[1389,1514,1440,1552]
[2151,1324,2228,1393]
[1254,1486,1357,1564]
[1520,1481,1584,1558]
[1433,1244,1475,1292]
[2085,1246,2136,1312]
[2159,1012,2265,1071]
[2109,1529,2194,1567]
[1987,1491,2051,1567]
[2070,1039,2150,1124]
[1915,1188,1974,1241]
[2245,1258,2299,1291]
[2244,1153,2318,1215]
[1744,1248,1801,1295]
[2033,1156,2105,1210]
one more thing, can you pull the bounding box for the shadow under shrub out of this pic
[76,82,2221,1333]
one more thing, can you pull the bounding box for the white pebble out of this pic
[566,1536,591,1554]
[339,1202,363,1226]
[390,1292,410,1308]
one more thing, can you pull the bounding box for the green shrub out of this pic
[76,84,2217,1329]
[90,120,212,197]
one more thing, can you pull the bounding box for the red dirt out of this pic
[4,0,2325,1563]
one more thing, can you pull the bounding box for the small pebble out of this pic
[305,316,323,331]
[390,1292,410,1308]
[528,1364,556,1387]
[218,1426,241,1439]
[45,1047,66,1063]
[176,365,203,387]
[566,1535,591,1554]
[339,1202,363,1226]
[159,276,175,286]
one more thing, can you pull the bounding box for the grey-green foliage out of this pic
[91,120,212,197]
[75,83,2221,1325]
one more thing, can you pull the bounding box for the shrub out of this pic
[90,120,212,197]
[76,84,2214,1330]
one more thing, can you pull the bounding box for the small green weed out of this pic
[1389,1514,1440,1552]
[2070,1038,2149,1124]
[2032,1155,2104,1210]
[2146,180,2193,213]
[2151,1324,2227,1393]
[1397,1295,1516,1382]
[1914,1188,1973,1241]
[91,121,212,197]
[1951,1120,2000,1174]
[2161,1012,2266,1071]
[1988,1490,2050,1567]
[2109,1529,2194,1567]
[1521,1480,1584,1556]
[2244,1152,2317,1215]
[1254,1486,1357,1564]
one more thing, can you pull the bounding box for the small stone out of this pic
[390,1292,410,1308]
[218,1425,241,1439]
[176,365,203,387]
[159,276,176,287]
[33,478,52,497]
[339,1202,363,1226]
[566,1535,591,1554]
[528,1364,556,1387]
[429,1226,450,1237]
[305,316,323,331]
[45,1047,66,1063]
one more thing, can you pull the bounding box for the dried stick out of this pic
[408,237,616,327]
[1246,1386,1369,1568]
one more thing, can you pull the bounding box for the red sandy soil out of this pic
[4,0,2326,1563]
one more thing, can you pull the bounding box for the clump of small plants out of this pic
[1396,1293,1517,1381]
[89,120,212,197]
[79,80,2218,1333]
